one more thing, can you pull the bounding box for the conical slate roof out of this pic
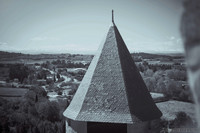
[63,23,162,124]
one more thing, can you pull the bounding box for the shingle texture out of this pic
[63,24,162,124]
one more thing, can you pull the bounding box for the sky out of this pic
[0,0,184,54]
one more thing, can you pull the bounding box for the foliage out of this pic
[171,112,195,128]
[46,78,54,84]
[166,69,186,81]
[57,77,65,82]
[57,73,61,79]
[9,64,29,83]
[41,61,51,69]
[36,69,50,79]
[0,86,66,133]
[68,84,79,96]
[35,101,61,122]
[60,81,73,87]
[140,64,192,102]
[58,91,62,95]
[51,59,89,68]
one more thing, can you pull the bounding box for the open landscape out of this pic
[1,0,200,132]
[0,50,196,132]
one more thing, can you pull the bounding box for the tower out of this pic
[63,11,162,133]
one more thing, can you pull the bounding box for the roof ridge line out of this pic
[113,26,141,122]
[112,28,134,121]
[113,26,162,121]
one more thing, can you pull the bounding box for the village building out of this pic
[63,11,162,133]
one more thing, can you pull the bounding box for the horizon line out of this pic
[0,50,184,55]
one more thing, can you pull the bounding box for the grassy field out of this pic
[156,100,195,121]
[0,87,28,97]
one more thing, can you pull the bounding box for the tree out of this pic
[144,69,154,77]
[142,61,148,66]
[172,112,193,128]
[68,84,78,96]
[0,86,65,133]
[57,73,60,79]
[165,69,187,81]
[144,77,156,92]
[61,60,66,65]
[137,63,145,72]
[9,64,29,83]
[36,101,61,122]
[58,91,62,95]
[156,77,166,93]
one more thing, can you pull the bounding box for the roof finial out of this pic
[112,10,114,24]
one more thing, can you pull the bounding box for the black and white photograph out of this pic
[0,0,200,133]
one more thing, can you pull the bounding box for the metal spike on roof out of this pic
[112,10,114,24]
[63,17,162,124]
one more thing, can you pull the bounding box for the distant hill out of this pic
[0,51,24,58]
[131,52,184,60]
[0,51,184,64]
[0,51,93,64]
[0,51,71,60]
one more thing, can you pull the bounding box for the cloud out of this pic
[30,36,60,41]
[128,37,184,53]
[0,43,21,52]
[0,42,7,45]
[0,42,97,54]
[32,43,97,52]
[170,36,175,40]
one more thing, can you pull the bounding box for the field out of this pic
[0,50,197,133]
[0,87,28,97]
[156,100,195,121]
